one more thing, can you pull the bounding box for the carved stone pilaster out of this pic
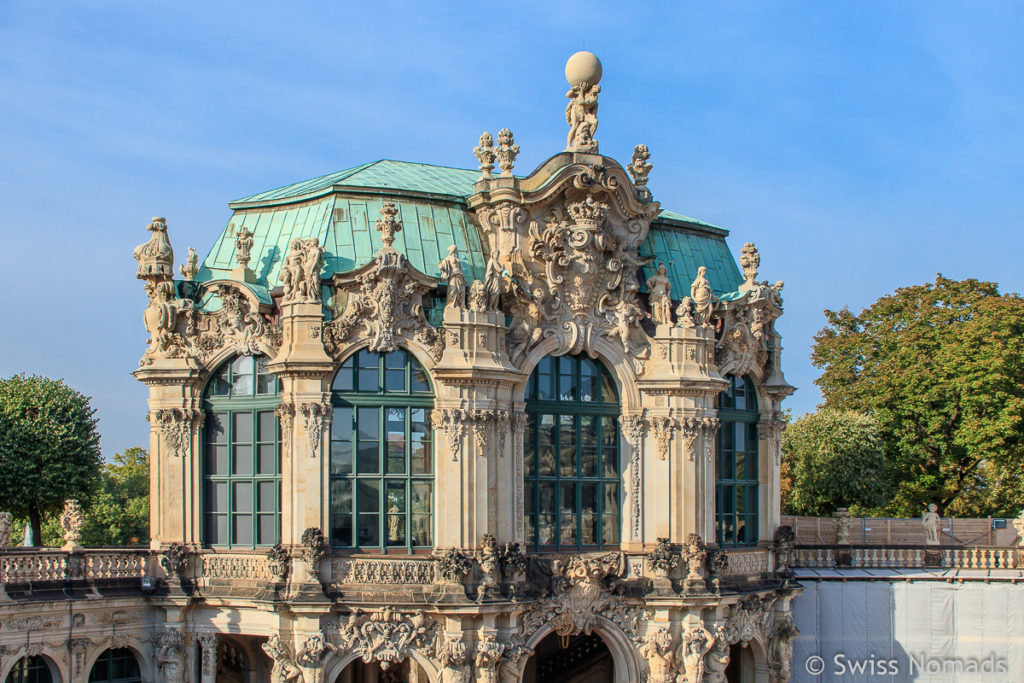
[702,418,721,463]
[759,416,784,465]
[471,409,495,456]
[276,403,296,455]
[494,410,511,456]
[70,638,91,680]
[197,633,219,682]
[300,400,331,459]
[619,413,645,540]
[437,631,470,683]
[681,417,701,462]
[512,411,527,538]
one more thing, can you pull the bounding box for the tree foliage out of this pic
[781,410,889,515]
[0,375,102,544]
[812,275,1024,517]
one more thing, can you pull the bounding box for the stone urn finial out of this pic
[60,499,85,552]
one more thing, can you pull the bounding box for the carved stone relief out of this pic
[280,237,324,305]
[150,408,202,458]
[432,409,467,461]
[650,415,677,461]
[619,413,644,539]
[262,634,302,682]
[325,203,443,361]
[300,400,331,459]
[714,244,783,380]
[192,284,281,363]
[333,607,436,669]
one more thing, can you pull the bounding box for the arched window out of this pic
[329,349,434,552]
[525,354,620,551]
[716,374,759,546]
[202,355,281,547]
[5,657,52,683]
[88,649,142,683]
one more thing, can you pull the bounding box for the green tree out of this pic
[781,410,889,515]
[0,375,102,544]
[81,447,150,546]
[812,275,1024,517]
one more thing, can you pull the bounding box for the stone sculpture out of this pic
[60,499,85,551]
[628,144,653,196]
[691,266,716,326]
[639,627,677,683]
[439,244,466,309]
[646,263,673,325]
[280,237,324,304]
[474,131,496,177]
[233,225,254,270]
[923,503,941,545]
[494,128,520,176]
[834,508,852,545]
[156,629,186,683]
[178,246,199,281]
[262,634,302,682]
[564,52,602,153]
[0,512,12,547]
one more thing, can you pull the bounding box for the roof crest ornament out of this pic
[474,131,496,179]
[739,242,760,291]
[628,144,653,201]
[232,225,254,270]
[494,128,519,176]
[375,201,403,247]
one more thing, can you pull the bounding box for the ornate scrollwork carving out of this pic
[650,415,677,461]
[646,538,679,577]
[436,548,472,583]
[300,527,328,575]
[326,203,443,361]
[512,411,527,536]
[470,409,495,456]
[266,543,290,581]
[334,607,436,670]
[193,284,280,363]
[150,408,202,458]
[702,417,720,463]
[139,281,195,365]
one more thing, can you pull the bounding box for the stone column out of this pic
[197,633,219,683]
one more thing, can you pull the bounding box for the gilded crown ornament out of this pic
[566,196,609,227]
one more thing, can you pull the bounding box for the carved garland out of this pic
[650,415,677,461]
[300,401,332,459]
[512,411,527,539]
[432,409,467,461]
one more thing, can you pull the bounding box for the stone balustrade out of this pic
[0,548,151,584]
[791,544,1022,570]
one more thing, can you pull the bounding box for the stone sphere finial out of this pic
[565,51,602,86]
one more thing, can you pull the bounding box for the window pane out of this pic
[581,447,597,478]
[358,408,379,440]
[233,445,253,475]
[735,451,746,480]
[358,480,381,513]
[331,479,353,513]
[558,356,575,401]
[233,515,253,545]
[358,514,380,546]
[211,365,230,395]
[258,514,277,545]
[233,482,253,513]
[358,368,379,393]
[603,482,618,518]
[208,412,228,443]
[257,411,276,442]
[233,412,253,443]
[331,440,353,476]
[331,514,353,546]
[206,445,227,476]
[385,351,405,369]
[410,409,431,474]
[601,447,617,480]
[206,514,227,545]
[257,481,276,513]
[257,444,276,475]
[411,482,432,513]
[385,369,405,393]
[358,441,379,474]
[411,365,430,393]
[411,513,431,546]
[231,356,254,396]
[386,515,406,546]
[581,483,597,544]
[386,408,406,472]
[206,482,227,512]
[386,481,407,513]
[256,359,275,394]
[580,358,598,402]
[333,407,353,440]
[559,415,576,477]
[600,370,616,403]
[602,512,620,544]
[333,363,354,391]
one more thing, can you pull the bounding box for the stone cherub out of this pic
[439,244,466,309]
[923,503,941,545]
[646,263,673,325]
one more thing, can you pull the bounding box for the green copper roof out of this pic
[231,160,483,205]
[200,159,744,299]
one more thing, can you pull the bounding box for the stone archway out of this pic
[517,615,644,683]
[330,658,431,683]
[522,631,613,682]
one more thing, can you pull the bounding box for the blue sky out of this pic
[1,1,1022,457]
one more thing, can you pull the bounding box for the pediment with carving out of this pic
[470,156,660,373]
[191,282,282,365]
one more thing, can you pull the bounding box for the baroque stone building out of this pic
[0,53,798,683]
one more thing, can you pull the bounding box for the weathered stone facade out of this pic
[0,53,798,682]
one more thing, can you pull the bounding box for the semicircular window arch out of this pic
[201,354,282,548]
[329,348,434,552]
[524,354,621,552]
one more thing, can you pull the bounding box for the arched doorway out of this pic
[88,649,142,682]
[333,659,430,682]
[522,632,614,683]
[216,638,248,682]
[5,657,55,683]
[725,642,755,682]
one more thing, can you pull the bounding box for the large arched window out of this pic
[88,649,142,683]
[716,374,759,546]
[5,657,52,683]
[524,354,620,551]
[329,349,434,552]
[202,355,281,547]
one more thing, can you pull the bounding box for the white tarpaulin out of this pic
[790,571,1024,682]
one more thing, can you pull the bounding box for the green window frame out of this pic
[329,349,434,552]
[5,657,52,683]
[524,354,621,552]
[88,649,142,683]
[716,374,760,547]
[202,355,282,548]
